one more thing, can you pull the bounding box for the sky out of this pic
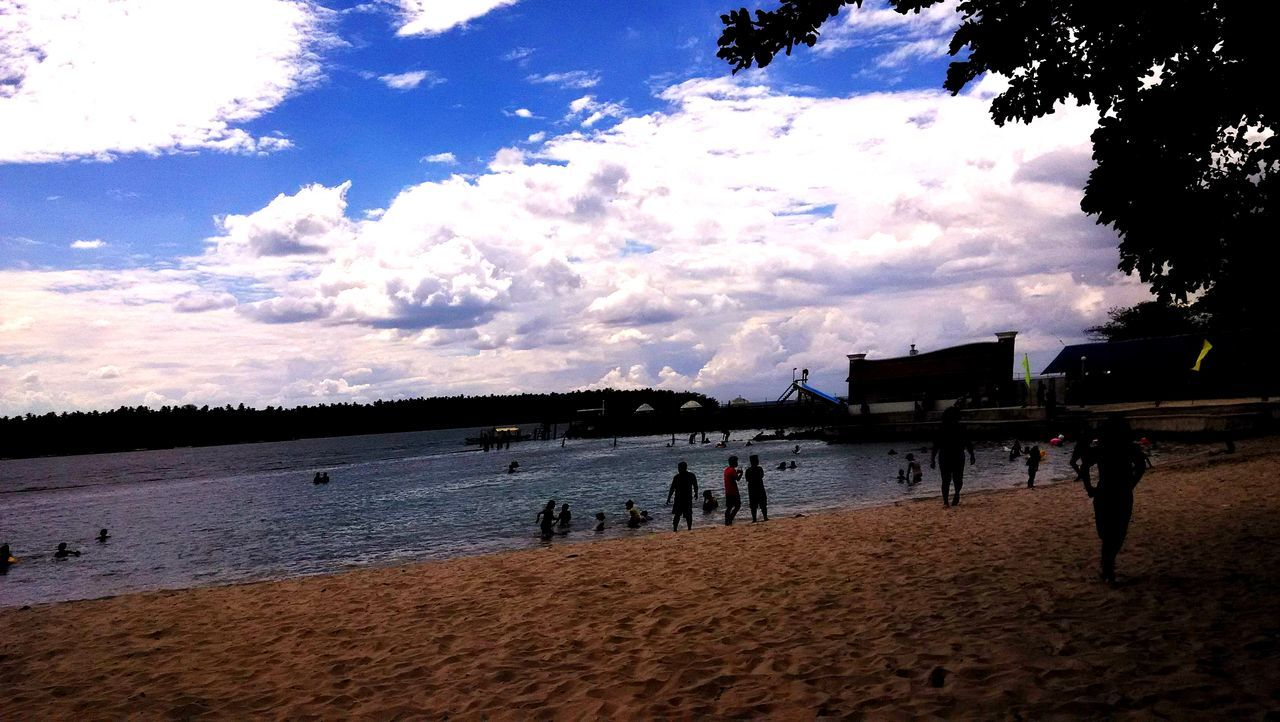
[0,0,1151,416]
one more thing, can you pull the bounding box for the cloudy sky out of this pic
[0,0,1149,415]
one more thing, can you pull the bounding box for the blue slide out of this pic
[794,382,843,406]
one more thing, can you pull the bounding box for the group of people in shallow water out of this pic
[535,453,777,540]
[1,529,111,574]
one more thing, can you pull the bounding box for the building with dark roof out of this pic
[847,332,1019,414]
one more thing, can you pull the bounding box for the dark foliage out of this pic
[0,389,716,460]
[718,0,1277,329]
[1084,301,1207,342]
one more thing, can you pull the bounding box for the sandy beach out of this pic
[3,440,1278,719]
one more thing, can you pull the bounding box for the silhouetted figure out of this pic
[702,489,719,514]
[96,528,110,543]
[905,453,922,484]
[746,454,768,522]
[888,449,898,456]
[640,510,653,524]
[0,543,13,574]
[723,455,743,525]
[897,469,906,484]
[594,512,606,532]
[667,461,699,531]
[625,500,642,529]
[776,462,787,471]
[54,542,80,560]
[1009,439,1023,462]
[792,444,800,454]
[788,460,796,470]
[1081,418,1148,584]
[508,461,520,474]
[689,432,697,445]
[555,503,571,530]
[931,407,975,506]
[1070,434,1094,483]
[1026,445,1041,488]
[536,500,557,540]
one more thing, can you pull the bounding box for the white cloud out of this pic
[90,365,121,379]
[527,132,546,143]
[512,108,534,118]
[0,76,1156,415]
[393,0,518,36]
[422,152,458,165]
[376,70,442,91]
[565,95,627,127]
[815,0,961,70]
[0,0,334,163]
[503,46,535,62]
[70,239,106,250]
[527,70,600,89]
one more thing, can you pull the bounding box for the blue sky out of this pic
[0,0,1147,414]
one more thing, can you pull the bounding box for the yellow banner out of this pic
[1191,339,1213,372]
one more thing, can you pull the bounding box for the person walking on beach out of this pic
[1081,417,1148,584]
[667,461,699,531]
[1026,445,1042,488]
[723,455,743,525]
[746,454,768,522]
[536,500,557,540]
[930,406,975,506]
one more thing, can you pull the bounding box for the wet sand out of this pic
[3,439,1278,719]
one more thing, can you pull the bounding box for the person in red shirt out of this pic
[723,455,743,525]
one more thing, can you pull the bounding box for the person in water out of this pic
[555,503,571,531]
[793,444,801,455]
[776,462,787,471]
[54,542,80,559]
[508,461,520,474]
[536,500,557,540]
[667,461,699,531]
[1009,439,1023,462]
[930,406,976,506]
[594,512,606,532]
[640,510,653,523]
[1070,432,1094,483]
[97,529,110,543]
[1026,445,1042,488]
[905,453,923,483]
[0,543,14,573]
[702,489,719,514]
[897,469,907,484]
[723,455,743,526]
[745,454,768,522]
[625,500,642,529]
[1081,417,1148,584]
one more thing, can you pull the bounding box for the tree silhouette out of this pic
[718,0,1276,329]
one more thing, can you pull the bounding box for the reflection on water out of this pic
[1,428,1060,606]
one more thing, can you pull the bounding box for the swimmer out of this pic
[788,460,796,470]
[625,500,642,529]
[536,500,556,540]
[313,472,323,485]
[793,444,801,454]
[640,509,654,524]
[97,528,110,543]
[777,462,787,471]
[702,489,719,514]
[556,503,571,530]
[897,469,906,484]
[53,542,80,560]
[594,512,606,532]
[508,461,520,474]
[0,543,14,573]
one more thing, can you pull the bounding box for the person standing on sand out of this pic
[1081,417,1148,584]
[723,455,743,525]
[930,406,975,506]
[1026,445,1041,488]
[746,454,768,522]
[666,461,699,531]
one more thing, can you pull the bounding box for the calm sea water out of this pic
[1,428,1070,607]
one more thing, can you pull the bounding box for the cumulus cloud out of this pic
[527,70,600,89]
[422,152,458,165]
[814,0,961,70]
[376,70,442,90]
[511,108,534,118]
[565,95,627,127]
[0,75,1156,415]
[70,239,106,250]
[393,0,518,36]
[0,0,334,163]
[90,365,121,379]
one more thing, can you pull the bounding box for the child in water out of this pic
[702,489,719,513]
[594,512,606,532]
[906,453,923,483]
[536,500,557,539]
[625,500,642,528]
[53,542,80,559]
[556,503,571,531]
[897,469,906,484]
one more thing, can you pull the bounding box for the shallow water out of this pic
[1,428,1074,607]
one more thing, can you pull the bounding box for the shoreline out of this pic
[3,438,1277,717]
[0,440,1234,611]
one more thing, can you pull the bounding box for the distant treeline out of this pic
[0,389,717,460]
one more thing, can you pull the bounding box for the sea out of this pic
[1,427,1075,607]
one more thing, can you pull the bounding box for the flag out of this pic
[1191,339,1213,372]
[1022,354,1033,389]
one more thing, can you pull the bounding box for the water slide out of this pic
[794,382,844,406]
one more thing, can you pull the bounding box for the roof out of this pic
[1042,334,1207,375]
[679,400,703,410]
[633,403,655,413]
